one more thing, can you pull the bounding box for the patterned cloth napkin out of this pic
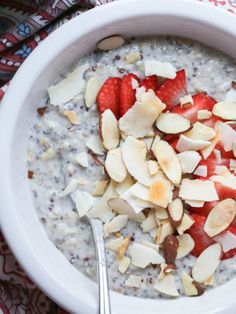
[0,0,235,313]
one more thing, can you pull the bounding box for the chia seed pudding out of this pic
[27,36,236,298]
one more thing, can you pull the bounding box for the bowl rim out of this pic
[1,0,236,313]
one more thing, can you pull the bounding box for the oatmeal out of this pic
[27,36,236,298]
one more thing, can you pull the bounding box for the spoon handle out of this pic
[89,218,111,314]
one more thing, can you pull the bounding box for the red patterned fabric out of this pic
[0,0,236,312]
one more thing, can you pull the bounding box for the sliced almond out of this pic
[155,206,169,220]
[154,140,182,184]
[192,243,222,283]
[215,121,236,152]
[185,200,204,208]
[197,109,212,120]
[105,237,124,253]
[176,213,195,235]
[63,110,79,125]
[168,198,184,226]
[203,275,214,286]
[106,215,128,234]
[185,122,216,141]
[119,89,166,138]
[179,179,219,202]
[180,95,193,108]
[145,60,176,79]
[115,175,135,195]
[70,190,94,217]
[212,101,236,120]
[201,127,221,160]
[125,51,141,64]
[176,135,210,152]
[141,210,157,232]
[87,181,117,222]
[156,113,191,134]
[194,165,207,177]
[204,199,236,237]
[117,235,131,258]
[97,35,125,51]
[125,275,143,288]
[181,272,205,296]
[149,172,174,208]
[84,75,101,108]
[129,182,150,202]
[154,273,179,297]
[177,234,195,259]
[48,63,89,106]
[107,197,145,222]
[158,263,176,280]
[100,109,120,150]
[210,174,236,190]
[147,160,159,176]
[76,151,89,168]
[177,151,201,174]
[105,147,127,183]
[92,180,109,196]
[129,243,164,268]
[162,235,179,264]
[117,255,131,273]
[156,220,175,244]
[214,230,236,252]
[86,134,104,155]
[140,240,160,252]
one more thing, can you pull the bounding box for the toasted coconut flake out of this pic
[125,275,143,288]
[63,110,79,125]
[145,60,176,79]
[177,234,195,259]
[210,174,236,190]
[107,197,145,222]
[100,109,120,150]
[204,199,236,237]
[214,231,236,252]
[140,240,160,252]
[125,51,141,64]
[179,179,219,202]
[119,89,166,138]
[117,235,131,258]
[71,190,94,217]
[168,198,184,226]
[106,215,128,234]
[185,122,216,141]
[180,95,193,108]
[185,200,205,208]
[215,121,236,152]
[176,213,195,234]
[117,255,131,273]
[84,75,101,107]
[154,273,179,297]
[197,109,212,120]
[147,160,159,176]
[149,172,174,208]
[154,140,182,184]
[76,151,89,168]
[86,135,104,155]
[181,272,205,296]
[176,135,210,152]
[203,275,214,286]
[48,63,89,106]
[177,151,201,174]
[151,135,161,154]
[115,175,135,195]
[87,182,117,222]
[156,113,191,134]
[92,180,109,196]
[194,165,207,177]
[129,243,164,268]
[141,210,157,232]
[97,35,125,51]
[201,127,221,160]
[212,101,236,120]
[155,206,169,220]
[105,237,124,253]
[156,220,175,244]
[129,182,150,202]
[192,243,222,283]
[105,147,127,183]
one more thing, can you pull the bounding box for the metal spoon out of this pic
[89,218,111,314]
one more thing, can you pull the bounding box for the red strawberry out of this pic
[156,69,187,110]
[97,77,121,119]
[120,73,141,116]
[142,75,159,92]
[222,226,236,259]
[187,214,215,257]
[172,93,216,124]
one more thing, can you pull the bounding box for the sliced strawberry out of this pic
[120,73,141,116]
[172,93,216,124]
[156,69,187,110]
[221,226,236,259]
[97,77,121,118]
[142,75,159,92]
[187,213,215,257]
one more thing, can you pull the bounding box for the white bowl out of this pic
[0,0,236,313]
